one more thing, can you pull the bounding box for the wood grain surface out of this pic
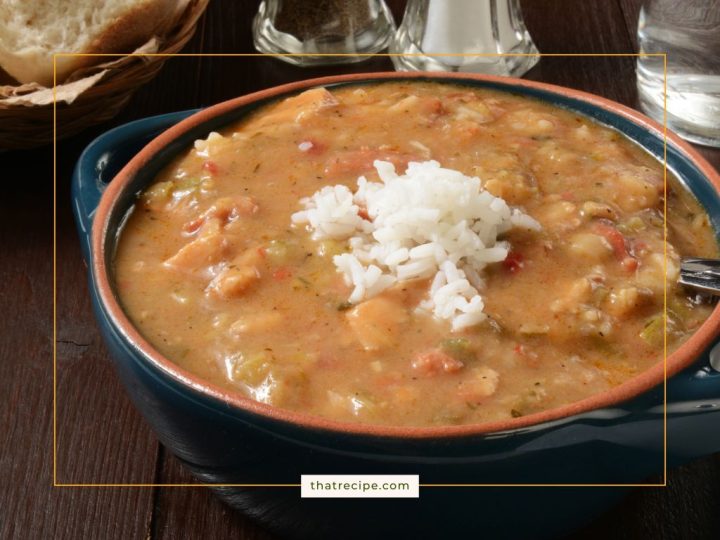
[1,0,719,538]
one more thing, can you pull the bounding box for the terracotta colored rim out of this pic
[92,71,720,439]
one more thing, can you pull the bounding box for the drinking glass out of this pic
[389,0,539,76]
[637,0,720,147]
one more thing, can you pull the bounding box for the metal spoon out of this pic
[679,258,720,295]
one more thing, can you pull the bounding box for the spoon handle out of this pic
[680,258,720,295]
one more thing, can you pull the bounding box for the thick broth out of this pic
[115,82,717,426]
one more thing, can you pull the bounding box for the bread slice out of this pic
[0,0,189,86]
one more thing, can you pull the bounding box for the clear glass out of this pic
[390,0,539,76]
[637,0,720,147]
[253,0,396,66]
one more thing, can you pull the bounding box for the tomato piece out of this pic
[593,220,638,272]
[592,220,638,271]
[272,267,292,280]
[592,221,626,259]
[358,207,370,221]
[182,217,204,235]
[513,343,540,367]
[503,251,524,273]
[422,97,446,116]
[622,256,638,271]
[202,160,219,175]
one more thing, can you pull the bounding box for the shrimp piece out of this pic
[346,296,408,351]
[411,349,464,377]
[206,247,264,299]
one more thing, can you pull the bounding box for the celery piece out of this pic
[233,351,272,386]
[141,181,173,206]
[200,178,216,192]
[646,212,664,228]
[667,296,693,323]
[640,306,688,347]
[317,239,348,257]
[144,177,202,206]
[285,351,317,368]
[291,276,312,291]
[617,216,646,234]
[510,385,545,417]
[592,285,609,304]
[174,176,202,192]
[440,337,476,363]
[639,314,664,347]
[265,239,289,264]
[266,238,306,265]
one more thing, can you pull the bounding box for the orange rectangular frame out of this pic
[53,52,669,488]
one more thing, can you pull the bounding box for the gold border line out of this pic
[53,54,58,488]
[51,52,668,57]
[662,52,669,486]
[54,483,665,488]
[53,52,669,489]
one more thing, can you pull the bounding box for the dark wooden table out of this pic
[2,0,719,538]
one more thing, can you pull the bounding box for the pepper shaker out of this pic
[253,0,396,66]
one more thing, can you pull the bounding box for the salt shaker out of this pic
[390,0,539,76]
[253,0,396,66]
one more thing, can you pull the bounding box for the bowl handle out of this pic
[666,336,720,462]
[71,110,198,263]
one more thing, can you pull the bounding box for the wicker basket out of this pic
[0,0,209,150]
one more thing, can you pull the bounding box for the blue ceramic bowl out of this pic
[72,73,720,539]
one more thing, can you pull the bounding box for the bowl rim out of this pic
[91,71,720,439]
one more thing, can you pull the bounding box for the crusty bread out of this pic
[0,0,189,86]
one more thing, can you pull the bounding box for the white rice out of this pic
[291,160,541,331]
